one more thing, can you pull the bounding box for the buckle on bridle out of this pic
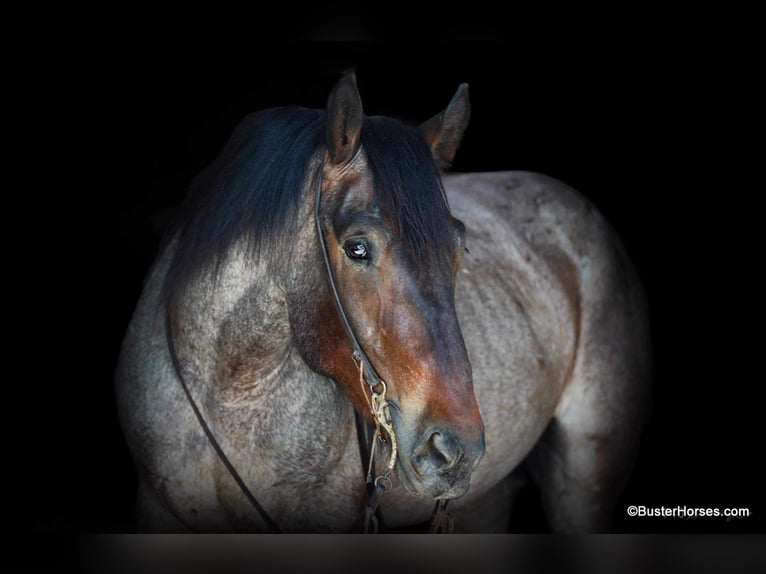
[355,354,398,475]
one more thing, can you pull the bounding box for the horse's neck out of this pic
[171,242,283,393]
[169,239,355,465]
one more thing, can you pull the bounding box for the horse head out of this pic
[289,74,485,500]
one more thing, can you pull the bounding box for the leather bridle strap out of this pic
[314,164,453,534]
[314,164,392,532]
[165,313,282,533]
[354,409,386,532]
[313,165,385,393]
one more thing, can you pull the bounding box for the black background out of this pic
[13,33,761,535]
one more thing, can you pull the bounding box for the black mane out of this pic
[161,106,453,312]
[361,115,453,267]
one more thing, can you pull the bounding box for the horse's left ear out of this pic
[325,73,364,166]
[420,83,471,169]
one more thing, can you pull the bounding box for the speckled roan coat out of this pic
[115,77,650,533]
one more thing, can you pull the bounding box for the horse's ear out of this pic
[420,83,471,169]
[325,73,364,166]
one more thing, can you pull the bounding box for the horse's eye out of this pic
[344,240,369,260]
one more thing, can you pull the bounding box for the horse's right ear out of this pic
[325,73,363,166]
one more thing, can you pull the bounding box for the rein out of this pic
[165,162,453,533]
[165,314,282,533]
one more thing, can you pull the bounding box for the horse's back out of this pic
[443,171,650,530]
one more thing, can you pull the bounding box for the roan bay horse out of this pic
[115,74,650,532]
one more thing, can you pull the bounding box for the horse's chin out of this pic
[394,459,472,500]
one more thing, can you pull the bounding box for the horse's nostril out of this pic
[430,432,459,472]
[413,428,463,476]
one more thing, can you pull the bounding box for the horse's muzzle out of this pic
[397,424,485,499]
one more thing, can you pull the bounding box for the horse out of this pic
[115,73,650,532]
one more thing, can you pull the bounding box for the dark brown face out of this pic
[316,156,485,499]
[287,72,483,499]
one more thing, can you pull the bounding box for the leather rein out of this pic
[165,163,452,533]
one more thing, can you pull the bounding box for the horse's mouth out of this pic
[393,449,474,500]
[377,399,483,500]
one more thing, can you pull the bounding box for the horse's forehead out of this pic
[325,163,391,238]
[322,150,370,198]
[323,148,455,276]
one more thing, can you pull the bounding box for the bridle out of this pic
[165,162,453,533]
[314,163,403,533]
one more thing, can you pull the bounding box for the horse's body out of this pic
[116,77,649,533]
